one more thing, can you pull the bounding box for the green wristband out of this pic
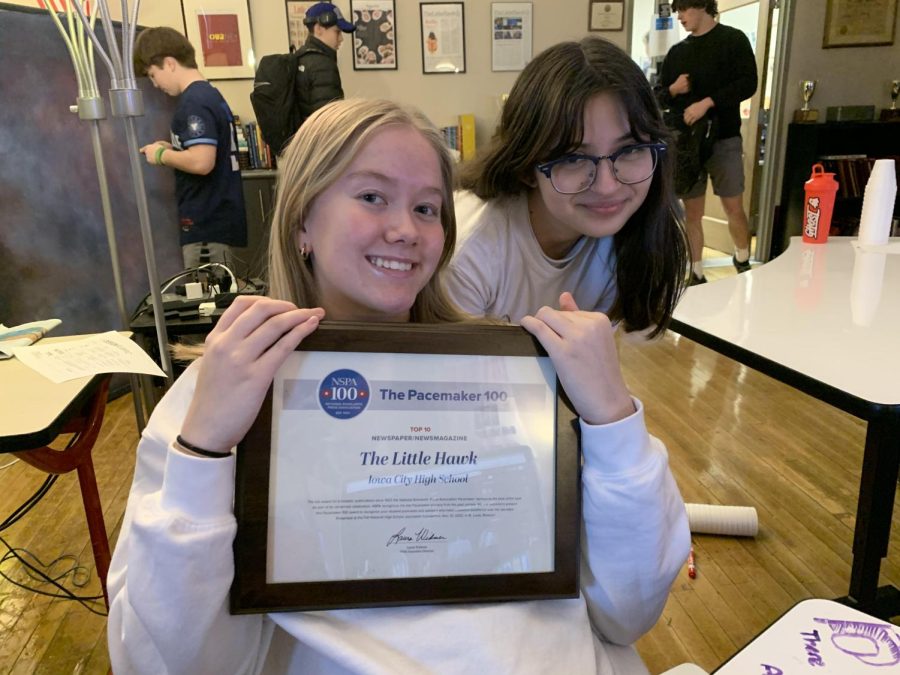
[155,146,166,166]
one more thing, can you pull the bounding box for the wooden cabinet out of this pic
[774,122,899,256]
[233,170,277,280]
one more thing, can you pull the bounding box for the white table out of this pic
[0,336,114,605]
[716,598,899,673]
[671,237,900,618]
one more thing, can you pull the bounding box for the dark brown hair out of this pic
[671,0,718,16]
[459,36,687,337]
[133,27,198,75]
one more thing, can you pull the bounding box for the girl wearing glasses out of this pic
[107,98,689,674]
[449,36,688,335]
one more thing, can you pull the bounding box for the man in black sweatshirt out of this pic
[295,3,356,125]
[658,0,758,284]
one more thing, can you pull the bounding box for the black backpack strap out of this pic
[293,46,327,120]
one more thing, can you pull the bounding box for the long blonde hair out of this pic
[173,99,468,362]
[268,98,466,323]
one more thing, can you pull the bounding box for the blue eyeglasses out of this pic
[536,142,667,194]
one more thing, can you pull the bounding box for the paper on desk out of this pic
[13,331,167,383]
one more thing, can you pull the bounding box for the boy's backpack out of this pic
[663,107,719,196]
[250,52,303,155]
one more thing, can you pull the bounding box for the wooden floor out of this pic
[2,253,898,674]
[0,392,136,674]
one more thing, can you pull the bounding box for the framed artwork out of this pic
[823,0,897,48]
[588,0,624,32]
[181,0,255,79]
[351,0,397,70]
[231,323,579,613]
[285,0,316,52]
[491,2,532,72]
[420,2,466,74]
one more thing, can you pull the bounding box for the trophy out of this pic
[794,80,819,123]
[880,79,900,120]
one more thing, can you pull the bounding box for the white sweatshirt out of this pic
[107,363,689,674]
[446,191,619,323]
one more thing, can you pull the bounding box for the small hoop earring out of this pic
[300,243,310,261]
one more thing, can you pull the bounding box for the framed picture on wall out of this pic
[588,0,624,32]
[181,0,255,79]
[823,0,897,48]
[491,2,532,72]
[420,2,466,74]
[285,0,316,52]
[351,0,397,70]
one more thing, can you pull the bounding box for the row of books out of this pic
[816,154,900,236]
[233,113,479,170]
[440,113,476,161]
[234,117,275,171]
[817,154,900,199]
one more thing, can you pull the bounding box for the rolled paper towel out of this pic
[686,503,759,537]
[857,159,897,247]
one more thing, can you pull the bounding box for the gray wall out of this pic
[772,1,900,203]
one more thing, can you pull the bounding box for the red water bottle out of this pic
[802,163,839,244]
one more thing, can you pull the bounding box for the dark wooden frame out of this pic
[823,0,898,48]
[588,0,624,32]
[419,2,466,74]
[232,322,580,614]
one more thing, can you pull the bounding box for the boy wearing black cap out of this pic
[294,2,357,125]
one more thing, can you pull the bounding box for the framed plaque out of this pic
[823,0,897,48]
[232,322,580,613]
[588,1,624,32]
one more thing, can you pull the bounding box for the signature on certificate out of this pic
[386,527,448,547]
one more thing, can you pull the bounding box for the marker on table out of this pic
[688,545,696,579]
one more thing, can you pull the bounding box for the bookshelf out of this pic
[230,116,276,280]
[234,170,277,280]
[774,121,900,256]
[234,117,276,171]
[440,113,476,161]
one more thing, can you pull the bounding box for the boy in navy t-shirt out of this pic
[134,27,247,271]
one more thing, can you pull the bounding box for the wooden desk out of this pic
[716,598,899,673]
[671,237,900,618]
[0,338,113,606]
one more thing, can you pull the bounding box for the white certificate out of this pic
[267,350,556,583]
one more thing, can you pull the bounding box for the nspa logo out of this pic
[318,369,370,419]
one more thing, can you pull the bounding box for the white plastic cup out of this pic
[858,159,897,247]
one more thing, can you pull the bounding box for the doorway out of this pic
[630,0,787,265]
[705,0,762,258]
